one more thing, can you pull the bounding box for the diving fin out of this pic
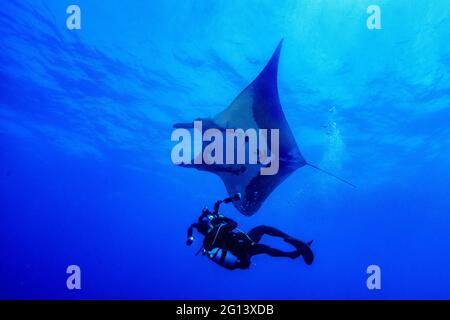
[284,238,314,265]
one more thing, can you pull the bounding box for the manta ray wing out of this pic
[176,40,308,216]
[214,39,304,159]
[212,39,307,215]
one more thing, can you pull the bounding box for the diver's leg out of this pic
[249,243,314,265]
[248,244,298,259]
[247,225,290,243]
[247,226,314,265]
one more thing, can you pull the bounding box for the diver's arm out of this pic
[186,223,198,246]
[187,223,196,238]
[213,200,223,215]
[212,193,242,215]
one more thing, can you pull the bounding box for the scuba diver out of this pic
[186,194,314,270]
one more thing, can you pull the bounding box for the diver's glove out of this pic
[223,193,242,204]
[186,236,195,246]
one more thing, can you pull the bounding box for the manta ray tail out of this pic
[306,163,356,188]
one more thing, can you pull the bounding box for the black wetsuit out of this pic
[187,199,314,270]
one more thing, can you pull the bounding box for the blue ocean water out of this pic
[1,0,450,299]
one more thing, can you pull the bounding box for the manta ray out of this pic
[174,39,355,216]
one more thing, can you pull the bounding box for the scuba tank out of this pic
[206,247,239,269]
[202,223,240,269]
